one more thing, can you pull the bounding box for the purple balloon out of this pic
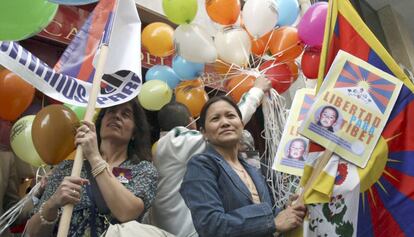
[297,2,328,47]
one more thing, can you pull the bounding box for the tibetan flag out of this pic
[314,0,414,236]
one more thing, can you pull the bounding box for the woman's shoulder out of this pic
[188,152,222,171]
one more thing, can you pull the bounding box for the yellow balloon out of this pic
[10,115,45,167]
[138,80,173,111]
[142,22,175,57]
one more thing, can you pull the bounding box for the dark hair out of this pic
[289,138,307,151]
[158,102,192,131]
[320,106,339,121]
[95,100,152,163]
[199,96,242,130]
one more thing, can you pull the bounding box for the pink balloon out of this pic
[297,2,328,47]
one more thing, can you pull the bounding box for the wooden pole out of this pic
[57,45,109,237]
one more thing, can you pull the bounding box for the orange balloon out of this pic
[226,74,255,102]
[0,69,35,121]
[211,60,238,75]
[142,22,175,57]
[269,27,304,62]
[175,79,209,117]
[32,105,79,165]
[250,31,272,56]
[206,0,241,25]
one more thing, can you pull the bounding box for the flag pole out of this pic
[57,44,109,237]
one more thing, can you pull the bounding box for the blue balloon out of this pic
[276,0,299,26]
[172,56,205,80]
[48,0,98,5]
[145,65,181,89]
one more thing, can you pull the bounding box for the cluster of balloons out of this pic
[10,105,79,167]
[161,0,301,66]
[149,0,326,103]
[141,20,209,115]
[0,68,84,167]
[139,55,207,116]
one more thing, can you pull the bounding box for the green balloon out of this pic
[138,80,173,111]
[0,0,58,41]
[162,0,198,25]
[64,103,86,120]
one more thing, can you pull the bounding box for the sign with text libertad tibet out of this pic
[300,51,402,168]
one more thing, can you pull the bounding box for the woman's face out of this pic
[100,103,135,144]
[202,100,243,148]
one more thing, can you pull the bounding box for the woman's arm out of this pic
[25,173,87,237]
[90,159,157,222]
[180,155,276,237]
[238,76,271,124]
[76,120,157,222]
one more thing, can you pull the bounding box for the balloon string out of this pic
[0,182,41,235]
[261,89,300,209]
[41,93,45,109]
[185,73,253,129]
[255,28,277,69]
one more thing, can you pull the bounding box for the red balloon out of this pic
[301,47,321,79]
[286,61,299,81]
[0,69,35,121]
[260,60,295,94]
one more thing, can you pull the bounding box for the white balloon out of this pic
[242,0,279,38]
[214,27,251,66]
[174,23,217,63]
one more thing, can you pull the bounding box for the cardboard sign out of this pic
[300,51,402,168]
[273,88,315,176]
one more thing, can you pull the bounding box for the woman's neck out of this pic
[212,144,239,164]
[100,140,128,167]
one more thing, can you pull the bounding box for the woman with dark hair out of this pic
[25,100,158,236]
[180,96,306,237]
